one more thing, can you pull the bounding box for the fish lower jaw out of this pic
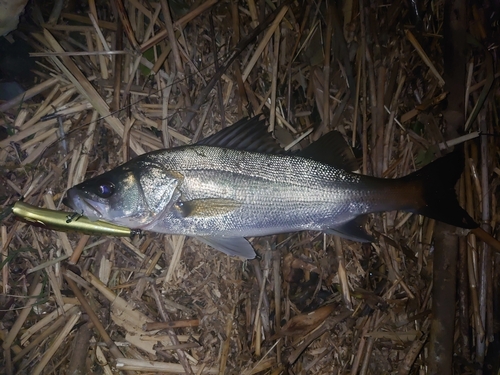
[67,196,104,222]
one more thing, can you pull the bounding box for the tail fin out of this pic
[400,148,478,229]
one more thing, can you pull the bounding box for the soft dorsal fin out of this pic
[298,131,359,172]
[196,116,284,154]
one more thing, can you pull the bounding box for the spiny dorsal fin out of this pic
[196,116,284,154]
[298,131,359,172]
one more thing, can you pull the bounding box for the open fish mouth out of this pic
[64,191,104,221]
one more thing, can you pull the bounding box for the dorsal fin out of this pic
[196,116,284,154]
[298,131,359,172]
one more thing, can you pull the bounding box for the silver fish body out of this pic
[65,117,477,258]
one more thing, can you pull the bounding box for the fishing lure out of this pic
[12,201,135,237]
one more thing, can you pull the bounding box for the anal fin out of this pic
[324,215,373,242]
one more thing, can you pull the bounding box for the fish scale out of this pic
[143,148,362,230]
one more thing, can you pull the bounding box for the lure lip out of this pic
[12,201,133,237]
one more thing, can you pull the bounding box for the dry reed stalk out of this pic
[251,257,271,337]
[161,74,175,147]
[45,261,65,309]
[318,4,332,140]
[464,150,485,348]
[72,111,98,184]
[116,358,218,373]
[68,235,90,265]
[132,112,191,143]
[118,237,161,271]
[160,0,191,109]
[114,0,140,51]
[144,248,163,276]
[252,252,271,356]
[19,303,76,344]
[151,42,170,75]
[20,86,78,130]
[144,319,200,331]
[139,334,198,344]
[468,157,483,207]
[2,280,43,350]
[253,91,297,133]
[464,54,494,133]
[94,345,114,375]
[84,270,156,332]
[34,84,61,116]
[478,113,493,357]
[219,296,237,374]
[60,12,116,30]
[358,313,379,375]
[1,226,7,294]
[405,30,445,87]
[242,6,289,83]
[13,310,69,362]
[42,29,145,155]
[98,242,114,285]
[269,26,280,133]
[465,61,474,118]
[192,98,214,143]
[272,250,282,363]
[122,117,134,161]
[0,77,60,112]
[164,235,186,283]
[139,0,218,52]
[352,42,363,147]
[242,357,280,375]
[88,12,111,80]
[469,71,500,93]
[383,71,406,171]
[334,235,352,310]
[31,310,81,375]
[374,64,386,175]
[150,284,194,374]
[83,29,97,67]
[19,121,65,152]
[64,272,124,360]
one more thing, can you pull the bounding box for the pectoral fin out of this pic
[177,198,241,217]
[325,215,373,242]
[195,236,256,259]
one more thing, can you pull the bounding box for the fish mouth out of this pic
[64,189,104,221]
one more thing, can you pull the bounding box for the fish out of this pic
[64,116,478,259]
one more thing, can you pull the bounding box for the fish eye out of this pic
[96,182,115,198]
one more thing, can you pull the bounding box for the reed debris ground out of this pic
[0,0,499,374]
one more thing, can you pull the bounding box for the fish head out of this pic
[64,158,181,228]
